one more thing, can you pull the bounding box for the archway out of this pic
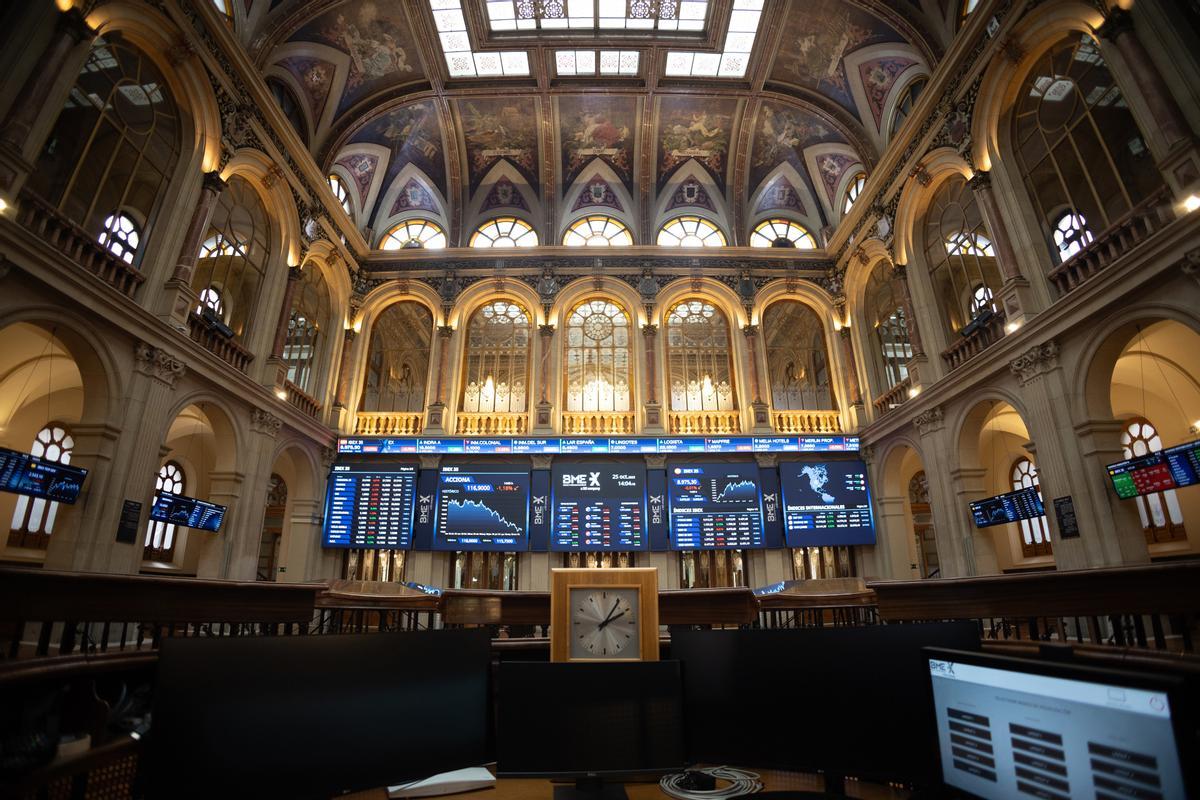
[873,441,933,580]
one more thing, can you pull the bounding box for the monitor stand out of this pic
[552,777,628,800]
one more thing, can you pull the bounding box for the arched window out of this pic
[864,262,912,392]
[328,174,352,216]
[1012,33,1162,266]
[564,299,632,413]
[749,219,816,248]
[267,77,307,146]
[666,300,736,412]
[8,424,75,550]
[763,302,833,410]
[380,219,446,250]
[1011,457,1052,558]
[192,175,271,341]
[144,461,185,562]
[470,217,538,248]
[460,300,531,414]
[563,215,633,247]
[28,33,181,265]
[283,266,332,394]
[889,78,926,140]
[361,302,433,413]
[842,173,866,216]
[1121,418,1187,544]
[922,175,1001,335]
[657,216,727,247]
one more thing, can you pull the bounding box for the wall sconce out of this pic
[907,386,921,399]
[1004,321,1022,334]
[274,388,288,401]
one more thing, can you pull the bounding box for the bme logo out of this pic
[562,472,601,488]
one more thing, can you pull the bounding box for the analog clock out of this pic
[569,587,640,660]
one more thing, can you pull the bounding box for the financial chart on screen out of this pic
[550,461,647,551]
[434,467,530,551]
[780,460,876,546]
[668,463,764,549]
[322,463,417,549]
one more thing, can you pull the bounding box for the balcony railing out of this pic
[186,312,253,372]
[668,409,742,434]
[562,411,636,435]
[771,409,842,434]
[14,191,145,299]
[283,380,321,419]
[355,411,424,436]
[1048,187,1173,296]
[941,309,1006,371]
[456,412,528,435]
[872,377,912,415]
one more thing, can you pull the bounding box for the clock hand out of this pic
[598,609,627,631]
[597,598,620,628]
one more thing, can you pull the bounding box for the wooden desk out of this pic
[342,768,911,799]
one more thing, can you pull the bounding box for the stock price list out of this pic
[668,463,764,549]
[322,463,417,549]
[550,462,647,551]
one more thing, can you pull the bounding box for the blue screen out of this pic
[667,463,765,549]
[0,446,88,504]
[970,486,1045,528]
[550,461,647,551]
[150,492,226,533]
[780,460,876,546]
[322,463,417,549]
[433,467,530,551]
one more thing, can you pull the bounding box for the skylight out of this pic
[431,0,531,78]
[664,0,761,78]
[556,50,639,76]
[487,0,708,32]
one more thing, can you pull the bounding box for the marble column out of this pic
[267,265,303,389]
[534,324,554,432]
[641,324,664,432]
[742,324,771,431]
[425,325,453,432]
[969,171,1038,324]
[837,327,862,408]
[163,172,226,329]
[333,328,357,410]
[891,264,925,358]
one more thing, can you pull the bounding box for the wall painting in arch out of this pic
[456,97,541,198]
[656,95,739,195]
[348,100,447,200]
[557,94,638,195]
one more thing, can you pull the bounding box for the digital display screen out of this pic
[970,486,1045,528]
[322,463,417,549]
[433,467,530,551]
[1106,438,1200,499]
[550,461,647,551]
[668,463,764,549]
[338,435,860,455]
[0,446,88,504]
[780,460,876,546]
[149,492,226,532]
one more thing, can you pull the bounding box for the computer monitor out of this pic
[496,661,686,798]
[925,647,1196,800]
[150,629,491,799]
[670,622,980,787]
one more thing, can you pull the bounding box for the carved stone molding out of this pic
[913,406,944,436]
[134,342,187,387]
[437,325,454,339]
[1009,341,1060,386]
[1180,248,1200,286]
[250,408,283,437]
[859,444,874,465]
[967,171,992,193]
[742,324,759,338]
[642,323,659,337]
[320,446,337,468]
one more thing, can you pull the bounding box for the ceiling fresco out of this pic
[455,97,542,198]
[655,95,740,195]
[557,95,639,195]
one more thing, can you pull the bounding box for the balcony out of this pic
[186,312,253,372]
[668,410,741,434]
[872,377,912,416]
[941,309,1006,371]
[283,381,321,419]
[771,410,842,434]
[354,411,424,436]
[562,411,636,435]
[15,191,145,299]
[456,412,528,435]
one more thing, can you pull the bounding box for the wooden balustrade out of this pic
[283,380,321,419]
[313,579,441,634]
[186,312,254,372]
[562,411,636,434]
[354,410,424,435]
[1048,187,1174,296]
[872,377,912,415]
[756,578,879,629]
[771,409,843,434]
[941,309,1007,371]
[455,412,528,435]
[13,190,145,299]
[668,409,742,434]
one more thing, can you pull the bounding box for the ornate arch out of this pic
[893,147,973,267]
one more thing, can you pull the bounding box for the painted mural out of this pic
[656,96,737,194]
[481,177,530,213]
[571,176,623,213]
[333,152,379,212]
[278,55,335,123]
[768,0,910,119]
[290,1,422,118]
[666,176,715,213]
[457,97,540,197]
[749,101,844,193]
[816,153,859,209]
[754,176,806,216]
[388,177,439,216]
[557,95,637,193]
[859,57,919,129]
[348,99,446,201]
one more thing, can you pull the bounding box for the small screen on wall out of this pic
[969,486,1045,528]
[1106,439,1200,499]
[0,446,88,504]
[149,492,226,532]
[779,460,876,547]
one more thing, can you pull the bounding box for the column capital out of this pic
[250,408,283,437]
[133,341,187,387]
[838,326,852,340]
[286,264,303,282]
[1009,340,1060,386]
[967,170,992,192]
[913,405,944,436]
[641,323,658,337]
[343,327,357,343]
[437,324,454,339]
[538,323,555,337]
[201,170,227,195]
[58,7,95,42]
[1096,7,1134,42]
[891,262,907,281]
[741,323,759,338]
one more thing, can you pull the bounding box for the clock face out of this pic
[569,587,640,660]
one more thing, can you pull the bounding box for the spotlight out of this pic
[274,388,287,401]
[1005,321,1021,334]
[907,386,920,399]
[1184,195,1200,214]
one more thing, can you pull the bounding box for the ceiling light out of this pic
[1184,194,1200,213]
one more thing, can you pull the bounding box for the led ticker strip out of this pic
[338,435,860,456]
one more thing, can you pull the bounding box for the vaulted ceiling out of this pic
[231,0,966,248]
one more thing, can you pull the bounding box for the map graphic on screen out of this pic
[434,467,530,551]
[668,463,764,549]
[550,461,647,551]
[322,463,417,549]
[780,460,875,546]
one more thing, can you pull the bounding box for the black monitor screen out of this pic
[970,486,1044,528]
[433,466,530,551]
[780,460,875,546]
[151,630,491,799]
[550,461,647,551]
[668,463,764,549]
[0,446,88,504]
[322,463,417,549]
[149,492,226,532]
[1106,438,1200,499]
[926,648,1192,800]
[496,661,686,779]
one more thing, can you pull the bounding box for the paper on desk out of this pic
[387,766,496,798]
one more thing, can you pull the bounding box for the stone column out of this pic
[163,172,226,329]
[279,497,321,582]
[534,324,554,432]
[969,171,1039,324]
[425,325,453,432]
[837,327,862,408]
[0,8,94,193]
[891,264,924,357]
[641,323,664,432]
[41,422,122,573]
[333,328,357,411]
[270,266,303,361]
[742,324,771,432]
